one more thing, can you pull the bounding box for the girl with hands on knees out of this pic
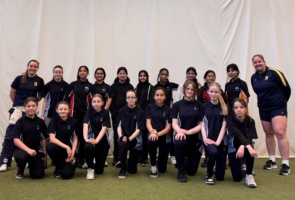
[201,82,228,185]
[13,97,47,179]
[146,87,172,177]
[171,80,204,182]
[83,94,110,180]
[227,99,258,188]
[46,101,78,179]
[117,90,145,178]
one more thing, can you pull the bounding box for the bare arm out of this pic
[214,121,227,146]
[94,126,107,144]
[41,98,48,120]
[14,138,36,156]
[10,88,17,102]
[104,98,112,111]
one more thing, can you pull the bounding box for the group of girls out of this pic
[0,55,291,189]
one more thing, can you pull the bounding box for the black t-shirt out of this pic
[13,115,47,151]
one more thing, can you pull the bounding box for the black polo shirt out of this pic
[13,115,47,151]
[11,74,44,107]
[41,79,69,118]
[83,107,111,142]
[117,105,145,137]
[171,99,204,142]
[90,82,114,106]
[48,116,78,147]
[202,102,226,141]
[225,78,250,108]
[145,103,171,132]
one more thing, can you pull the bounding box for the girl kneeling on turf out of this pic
[146,87,171,177]
[227,98,258,188]
[83,94,110,180]
[47,101,78,179]
[13,97,47,179]
[117,90,145,178]
[201,82,228,185]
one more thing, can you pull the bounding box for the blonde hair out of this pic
[208,82,228,116]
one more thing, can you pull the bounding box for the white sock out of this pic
[282,160,289,166]
[269,155,276,162]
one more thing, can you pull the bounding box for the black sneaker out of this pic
[52,168,61,178]
[263,160,277,170]
[205,175,214,185]
[141,160,149,167]
[112,159,118,166]
[201,159,207,168]
[279,164,290,175]
[115,161,122,168]
[177,171,187,182]
[118,169,126,178]
[15,168,24,179]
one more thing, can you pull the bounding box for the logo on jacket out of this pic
[265,76,268,80]
[194,107,197,110]
[34,82,38,87]
[84,87,90,92]
[37,126,40,130]
[234,87,240,92]
[68,125,71,129]
[134,115,137,119]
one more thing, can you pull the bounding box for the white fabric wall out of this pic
[0,0,294,157]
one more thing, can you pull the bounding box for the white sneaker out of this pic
[246,174,257,188]
[104,161,108,167]
[150,166,158,178]
[170,156,176,165]
[86,168,94,180]
[0,164,8,172]
[82,163,88,169]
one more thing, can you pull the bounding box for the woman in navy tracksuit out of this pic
[117,90,145,178]
[65,66,92,168]
[41,65,69,125]
[201,82,228,185]
[47,101,78,179]
[251,54,291,175]
[154,68,178,165]
[83,94,110,180]
[136,70,154,166]
[13,97,47,179]
[146,87,171,177]
[0,60,44,172]
[171,80,204,182]
[110,67,134,167]
[227,98,258,188]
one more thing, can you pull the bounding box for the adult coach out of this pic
[251,54,291,175]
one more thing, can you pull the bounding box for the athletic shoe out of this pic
[81,163,88,169]
[104,161,108,167]
[205,175,214,185]
[112,159,119,166]
[201,159,207,168]
[86,168,94,180]
[15,168,24,179]
[241,163,246,171]
[52,168,61,178]
[118,169,126,178]
[25,163,29,168]
[150,166,158,178]
[246,174,257,188]
[279,164,290,175]
[115,161,122,168]
[141,160,149,167]
[170,156,177,165]
[0,164,8,172]
[177,171,187,182]
[263,160,277,170]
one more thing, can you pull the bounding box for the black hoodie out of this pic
[110,77,134,117]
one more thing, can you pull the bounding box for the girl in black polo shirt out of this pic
[171,80,204,182]
[146,87,171,177]
[47,101,78,179]
[227,99,258,188]
[117,90,145,178]
[41,65,69,125]
[13,97,47,179]
[201,82,228,185]
[65,66,92,168]
[83,94,110,180]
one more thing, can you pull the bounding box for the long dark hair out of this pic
[94,68,106,81]
[157,68,169,82]
[114,66,130,83]
[76,65,89,80]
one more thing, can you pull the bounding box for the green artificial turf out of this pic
[0,158,294,200]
